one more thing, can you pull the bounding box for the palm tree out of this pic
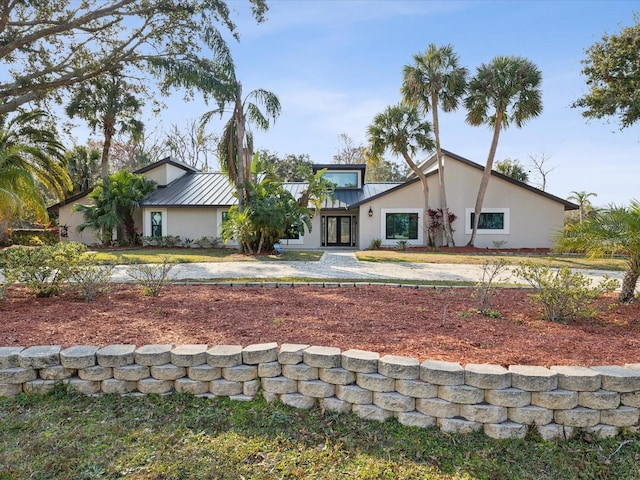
[0,110,71,243]
[556,201,640,303]
[402,44,468,247]
[66,72,145,180]
[201,68,281,209]
[495,158,530,183]
[65,145,101,195]
[368,104,435,242]
[464,56,543,246]
[567,190,597,223]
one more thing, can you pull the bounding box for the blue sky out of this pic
[159,0,638,206]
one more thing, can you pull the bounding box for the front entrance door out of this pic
[325,216,353,246]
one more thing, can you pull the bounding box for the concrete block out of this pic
[621,391,640,408]
[0,383,22,397]
[261,376,297,394]
[258,361,281,378]
[438,418,482,434]
[438,384,483,404]
[150,364,187,381]
[0,347,24,368]
[341,349,379,373]
[68,378,101,395]
[554,407,600,427]
[222,365,258,382]
[579,390,620,410]
[188,364,221,381]
[60,345,98,369]
[206,345,242,367]
[395,379,437,399]
[101,378,137,394]
[135,344,173,366]
[585,425,619,439]
[171,344,207,367]
[243,379,260,397]
[352,404,393,422]
[416,398,459,418]
[378,355,419,379]
[336,384,373,405]
[278,344,309,365]
[299,380,335,398]
[281,393,315,409]
[465,364,510,390]
[96,345,135,367]
[531,389,578,410]
[373,391,415,412]
[508,405,553,426]
[113,364,150,382]
[396,411,436,429]
[484,421,528,440]
[537,423,574,441]
[0,367,37,384]
[319,367,356,385]
[319,397,352,414]
[509,365,557,391]
[591,366,640,392]
[79,365,112,381]
[262,391,279,403]
[282,363,318,381]
[138,378,174,394]
[303,346,341,368]
[23,379,56,394]
[174,378,209,395]
[420,360,464,385]
[484,388,531,408]
[39,365,75,381]
[209,379,243,396]
[600,407,639,427]
[550,365,601,391]
[19,345,61,368]
[356,372,395,392]
[229,394,254,402]
[242,343,278,364]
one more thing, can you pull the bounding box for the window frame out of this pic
[464,208,510,235]
[322,170,360,189]
[380,208,424,246]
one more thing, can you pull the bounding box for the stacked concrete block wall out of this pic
[1,343,640,440]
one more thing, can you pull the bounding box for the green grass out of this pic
[356,250,627,271]
[86,248,324,265]
[1,386,639,479]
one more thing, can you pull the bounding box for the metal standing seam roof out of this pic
[139,172,403,209]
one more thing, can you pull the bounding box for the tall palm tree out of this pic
[402,43,468,247]
[66,72,145,180]
[464,56,542,246]
[65,145,102,195]
[567,190,598,223]
[556,201,640,303]
[201,68,281,209]
[0,110,71,243]
[368,104,435,242]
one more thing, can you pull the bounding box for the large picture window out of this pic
[465,208,510,234]
[385,212,419,240]
[322,171,359,188]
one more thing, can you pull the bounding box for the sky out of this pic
[147,0,639,206]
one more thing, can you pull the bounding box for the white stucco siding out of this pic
[142,207,218,242]
[141,163,188,187]
[58,199,100,245]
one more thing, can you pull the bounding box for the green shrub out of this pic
[126,258,176,296]
[395,240,408,251]
[368,238,382,250]
[474,259,511,316]
[0,242,86,297]
[70,257,114,302]
[11,228,59,246]
[515,261,619,323]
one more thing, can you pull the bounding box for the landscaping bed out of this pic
[2,284,639,367]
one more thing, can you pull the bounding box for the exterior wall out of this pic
[3,342,639,441]
[142,207,219,242]
[58,198,100,245]
[142,164,188,187]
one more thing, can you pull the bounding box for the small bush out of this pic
[368,238,382,250]
[395,240,408,251]
[11,228,59,246]
[70,257,114,302]
[474,259,511,316]
[126,258,176,296]
[515,261,619,323]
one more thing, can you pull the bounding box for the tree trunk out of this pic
[402,151,429,245]
[431,94,454,247]
[101,116,116,180]
[234,84,245,211]
[467,110,503,247]
[619,262,640,303]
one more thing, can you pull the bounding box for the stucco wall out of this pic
[141,207,219,242]
[57,197,100,245]
[143,163,188,187]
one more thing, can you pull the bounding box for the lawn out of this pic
[1,386,638,479]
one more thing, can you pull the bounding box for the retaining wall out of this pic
[2,343,640,440]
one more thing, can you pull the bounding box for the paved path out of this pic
[110,251,624,285]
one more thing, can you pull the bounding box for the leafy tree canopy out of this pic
[495,158,529,183]
[573,16,640,129]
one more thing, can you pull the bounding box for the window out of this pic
[151,212,162,237]
[465,208,510,234]
[322,171,359,188]
[385,213,419,240]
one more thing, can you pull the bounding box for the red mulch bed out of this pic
[1,284,639,367]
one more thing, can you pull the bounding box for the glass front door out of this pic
[325,216,352,246]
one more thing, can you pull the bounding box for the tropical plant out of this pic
[74,170,156,245]
[0,110,72,244]
[368,104,435,242]
[555,200,640,303]
[464,56,543,246]
[567,190,598,223]
[65,145,101,195]
[495,158,530,183]
[66,71,145,180]
[126,258,176,297]
[402,43,468,247]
